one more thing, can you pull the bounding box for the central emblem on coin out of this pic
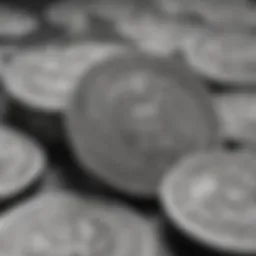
[26,216,112,256]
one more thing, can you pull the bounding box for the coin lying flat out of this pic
[0,125,46,199]
[0,192,158,256]
[2,41,129,144]
[160,150,256,253]
[2,41,128,112]
[0,4,38,38]
[214,93,256,144]
[66,51,220,197]
[45,0,90,35]
[184,30,256,85]
[116,11,203,57]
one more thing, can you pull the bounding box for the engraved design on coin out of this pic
[25,217,111,256]
[2,42,126,111]
[67,53,218,196]
[0,193,158,256]
[160,151,256,251]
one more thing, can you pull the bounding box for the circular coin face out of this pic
[45,0,90,35]
[66,51,220,197]
[214,93,256,144]
[0,192,158,256]
[184,30,256,85]
[2,41,128,112]
[0,4,38,38]
[0,125,46,198]
[160,150,256,253]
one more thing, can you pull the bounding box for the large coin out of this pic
[160,150,256,253]
[66,51,220,197]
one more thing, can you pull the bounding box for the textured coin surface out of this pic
[66,51,220,197]
[2,41,128,112]
[160,150,256,253]
[184,30,256,85]
[0,192,158,256]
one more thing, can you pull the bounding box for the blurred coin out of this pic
[160,150,256,254]
[116,11,203,57]
[2,40,129,146]
[0,124,46,201]
[65,51,220,198]
[0,191,159,256]
[184,29,256,86]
